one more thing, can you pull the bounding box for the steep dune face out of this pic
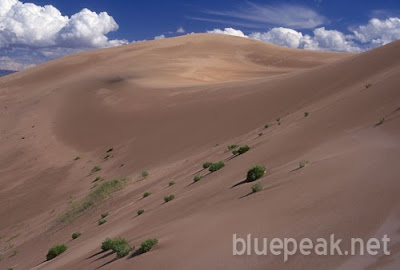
[0,34,399,270]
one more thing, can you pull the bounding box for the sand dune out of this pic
[0,34,399,270]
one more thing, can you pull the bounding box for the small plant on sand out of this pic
[141,171,149,178]
[93,176,102,182]
[74,156,81,161]
[246,166,266,182]
[304,112,309,117]
[193,175,202,182]
[233,145,250,156]
[101,212,109,219]
[299,160,309,169]
[264,123,270,129]
[137,209,145,216]
[98,219,107,226]
[209,161,225,172]
[251,182,263,193]
[228,144,238,150]
[46,244,67,261]
[106,148,114,153]
[91,166,101,173]
[143,192,151,198]
[365,83,372,89]
[376,118,385,126]
[202,162,212,169]
[168,180,175,187]
[101,237,133,258]
[140,238,158,253]
[104,154,111,160]
[164,194,175,203]
[72,232,82,240]
[258,132,263,137]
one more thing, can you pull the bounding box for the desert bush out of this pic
[209,161,225,172]
[107,148,114,153]
[101,212,109,219]
[228,144,238,150]
[246,166,266,182]
[264,123,270,129]
[233,145,250,155]
[101,237,132,257]
[98,219,107,226]
[299,160,309,168]
[140,238,158,253]
[72,232,82,240]
[164,195,175,202]
[251,182,263,193]
[304,112,309,117]
[202,162,212,169]
[137,209,145,216]
[168,180,175,187]
[141,171,149,178]
[193,175,202,182]
[377,118,385,126]
[365,83,372,89]
[143,192,151,198]
[93,176,102,182]
[258,132,263,137]
[46,244,67,261]
[104,154,111,160]
[91,166,101,173]
[74,156,81,161]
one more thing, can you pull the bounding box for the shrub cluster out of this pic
[193,175,202,182]
[233,145,250,155]
[164,195,175,203]
[208,161,225,172]
[72,232,82,240]
[46,244,67,261]
[246,166,265,182]
[168,180,175,187]
[140,238,158,253]
[101,237,133,258]
[202,162,212,169]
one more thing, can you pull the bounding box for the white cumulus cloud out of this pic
[154,34,166,40]
[352,17,400,46]
[177,26,185,33]
[207,28,248,38]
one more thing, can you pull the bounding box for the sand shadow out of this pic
[95,251,115,261]
[224,155,238,162]
[128,248,144,259]
[186,172,212,187]
[290,167,302,172]
[96,257,118,269]
[231,179,248,188]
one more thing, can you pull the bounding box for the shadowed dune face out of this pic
[0,34,400,270]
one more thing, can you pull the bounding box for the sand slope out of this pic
[0,34,399,270]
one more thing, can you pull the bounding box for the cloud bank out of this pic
[208,17,400,53]
[0,0,127,70]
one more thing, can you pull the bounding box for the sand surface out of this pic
[0,34,399,270]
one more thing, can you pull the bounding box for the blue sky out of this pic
[1,0,400,70]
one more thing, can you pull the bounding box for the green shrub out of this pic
[98,219,107,226]
[377,118,385,126]
[101,212,109,219]
[143,192,151,198]
[104,154,111,160]
[91,166,101,173]
[74,156,81,161]
[228,144,238,150]
[141,171,149,178]
[264,124,270,129]
[304,112,309,117]
[46,244,67,261]
[107,148,114,153]
[72,232,82,240]
[193,175,202,182]
[164,195,175,203]
[137,209,145,216]
[140,238,158,253]
[202,162,212,169]
[101,237,132,257]
[234,145,250,155]
[209,161,225,172]
[93,176,102,182]
[365,83,372,89]
[251,182,263,193]
[246,166,266,182]
[168,180,175,187]
[299,160,309,168]
[258,132,263,137]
